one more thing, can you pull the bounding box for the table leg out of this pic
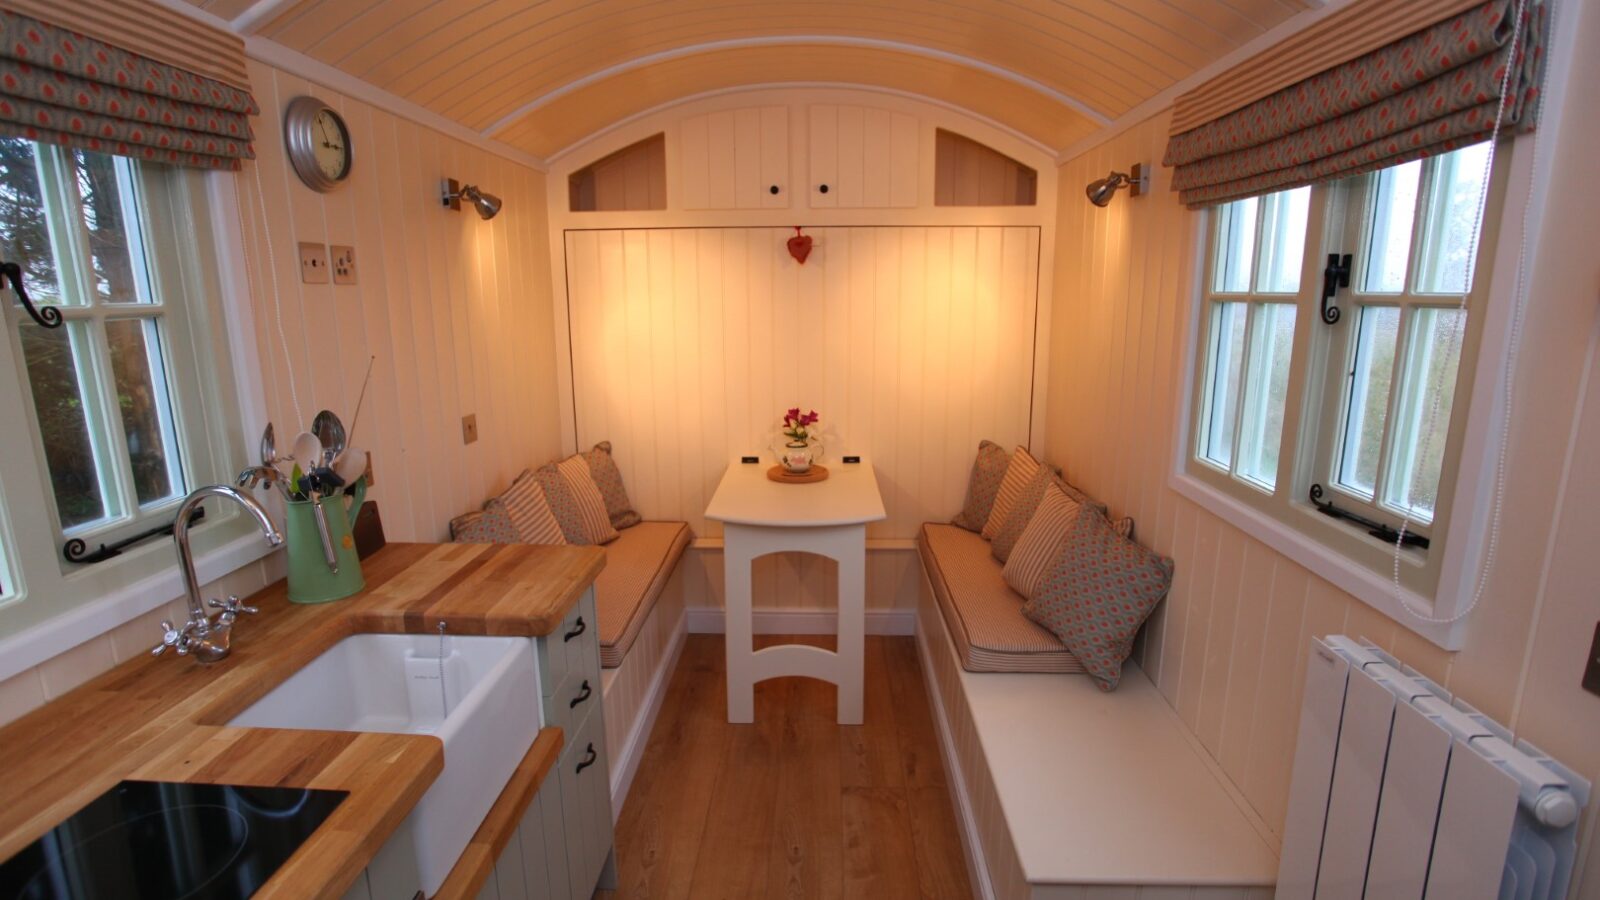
[724,525,756,724]
[832,524,866,725]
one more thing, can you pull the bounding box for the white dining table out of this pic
[704,456,887,725]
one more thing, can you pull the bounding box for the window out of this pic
[1185,142,1501,601]
[0,139,253,634]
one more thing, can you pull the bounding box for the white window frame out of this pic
[1171,134,1534,651]
[0,148,274,663]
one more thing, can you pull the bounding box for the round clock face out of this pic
[285,96,351,192]
[312,109,349,180]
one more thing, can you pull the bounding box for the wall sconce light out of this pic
[1085,164,1147,207]
[442,178,503,220]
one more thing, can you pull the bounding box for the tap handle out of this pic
[208,595,258,616]
[152,620,190,656]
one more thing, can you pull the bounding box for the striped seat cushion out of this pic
[918,523,1084,675]
[596,522,691,668]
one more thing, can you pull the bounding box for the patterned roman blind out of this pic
[1163,0,1546,209]
[0,6,258,170]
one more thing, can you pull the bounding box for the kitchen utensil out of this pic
[312,410,346,468]
[290,431,322,472]
[346,356,375,450]
[333,447,368,487]
[310,492,339,574]
[259,423,278,468]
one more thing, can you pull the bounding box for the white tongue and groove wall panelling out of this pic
[237,60,564,543]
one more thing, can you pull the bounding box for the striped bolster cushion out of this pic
[499,471,567,545]
[557,454,620,545]
[981,446,1041,540]
[1001,483,1084,598]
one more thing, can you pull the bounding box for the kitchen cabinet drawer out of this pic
[538,590,594,699]
[559,701,612,900]
[679,106,789,210]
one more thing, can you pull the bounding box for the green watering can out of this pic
[285,479,367,604]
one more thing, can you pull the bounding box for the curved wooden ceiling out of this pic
[191,0,1316,158]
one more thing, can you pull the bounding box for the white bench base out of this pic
[601,564,688,818]
[915,566,1278,899]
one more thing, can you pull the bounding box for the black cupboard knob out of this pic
[818,183,830,194]
[769,184,781,195]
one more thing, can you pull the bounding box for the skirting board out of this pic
[604,607,688,819]
[915,614,998,900]
[685,606,916,635]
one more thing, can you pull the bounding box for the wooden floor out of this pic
[597,634,972,900]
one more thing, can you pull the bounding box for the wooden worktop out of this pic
[0,541,605,900]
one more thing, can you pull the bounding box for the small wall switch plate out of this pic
[331,245,357,285]
[842,455,861,464]
[741,456,760,464]
[461,414,478,445]
[298,242,329,284]
[1583,622,1600,699]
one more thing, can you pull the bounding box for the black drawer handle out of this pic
[575,742,597,774]
[564,616,586,642]
[569,679,593,709]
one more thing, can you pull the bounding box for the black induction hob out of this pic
[0,780,347,900]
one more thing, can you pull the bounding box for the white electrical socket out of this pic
[331,245,357,285]
[298,242,329,284]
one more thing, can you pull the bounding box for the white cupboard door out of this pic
[680,106,788,210]
[808,105,919,209]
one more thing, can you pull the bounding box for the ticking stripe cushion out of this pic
[1001,483,1084,599]
[581,441,641,530]
[557,454,620,545]
[981,446,1041,540]
[1023,510,1174,692]
[952,440,1010,533]
[499,470,567,545]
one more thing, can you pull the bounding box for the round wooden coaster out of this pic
[767,464,830,484]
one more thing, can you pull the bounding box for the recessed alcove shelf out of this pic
[934,129,1037,207]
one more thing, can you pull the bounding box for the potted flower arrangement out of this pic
[778,408,821,473]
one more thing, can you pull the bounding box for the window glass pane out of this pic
[1212,196,1259,293]
[1384,308,1465,520]
[1236,303,1297,489]
[1200,302,1248,467]
[19,323,106,528]
[1361,159,1421,293]
[1416,143,1492,295]
[72,150,145,305]
[1254,187,1311,293]
[0,138,61,301]
[107,318,183,506]
[1338,306,1401,498]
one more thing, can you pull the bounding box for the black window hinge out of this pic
[1321,253,1352,325]
[1309,484,1428,548]
[1,260,62,329]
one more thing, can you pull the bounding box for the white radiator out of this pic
[1277,636,1591,900]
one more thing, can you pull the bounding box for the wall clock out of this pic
[284,95,352,192]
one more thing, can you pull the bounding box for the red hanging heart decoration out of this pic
[787,226,813,264]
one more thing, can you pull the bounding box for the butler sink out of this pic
[229,633,540,896]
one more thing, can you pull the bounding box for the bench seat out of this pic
[596,521,691,668]
[915,527,1278,898]
[918,523,1083,674]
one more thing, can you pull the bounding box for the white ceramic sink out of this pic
[229,632,541,896]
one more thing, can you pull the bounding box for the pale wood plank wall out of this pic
[237,59,565,542]
[1048,107,1600,894]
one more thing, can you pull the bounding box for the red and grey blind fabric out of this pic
[0,6,259,170]
[1163,0,1547,209]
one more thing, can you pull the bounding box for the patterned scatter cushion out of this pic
[449,505,519,544]
[982,447,1041,540]
[1023,511,1174,691]
[498,471,567,545]
[557,454,621,545]
[1001,483,1084,598]
[952,440,1010,532]
[581,441,641,530]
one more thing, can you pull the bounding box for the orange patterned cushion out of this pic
[1023,511,1174,691]
[581,441,641,530]
[952,440,1010,532]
